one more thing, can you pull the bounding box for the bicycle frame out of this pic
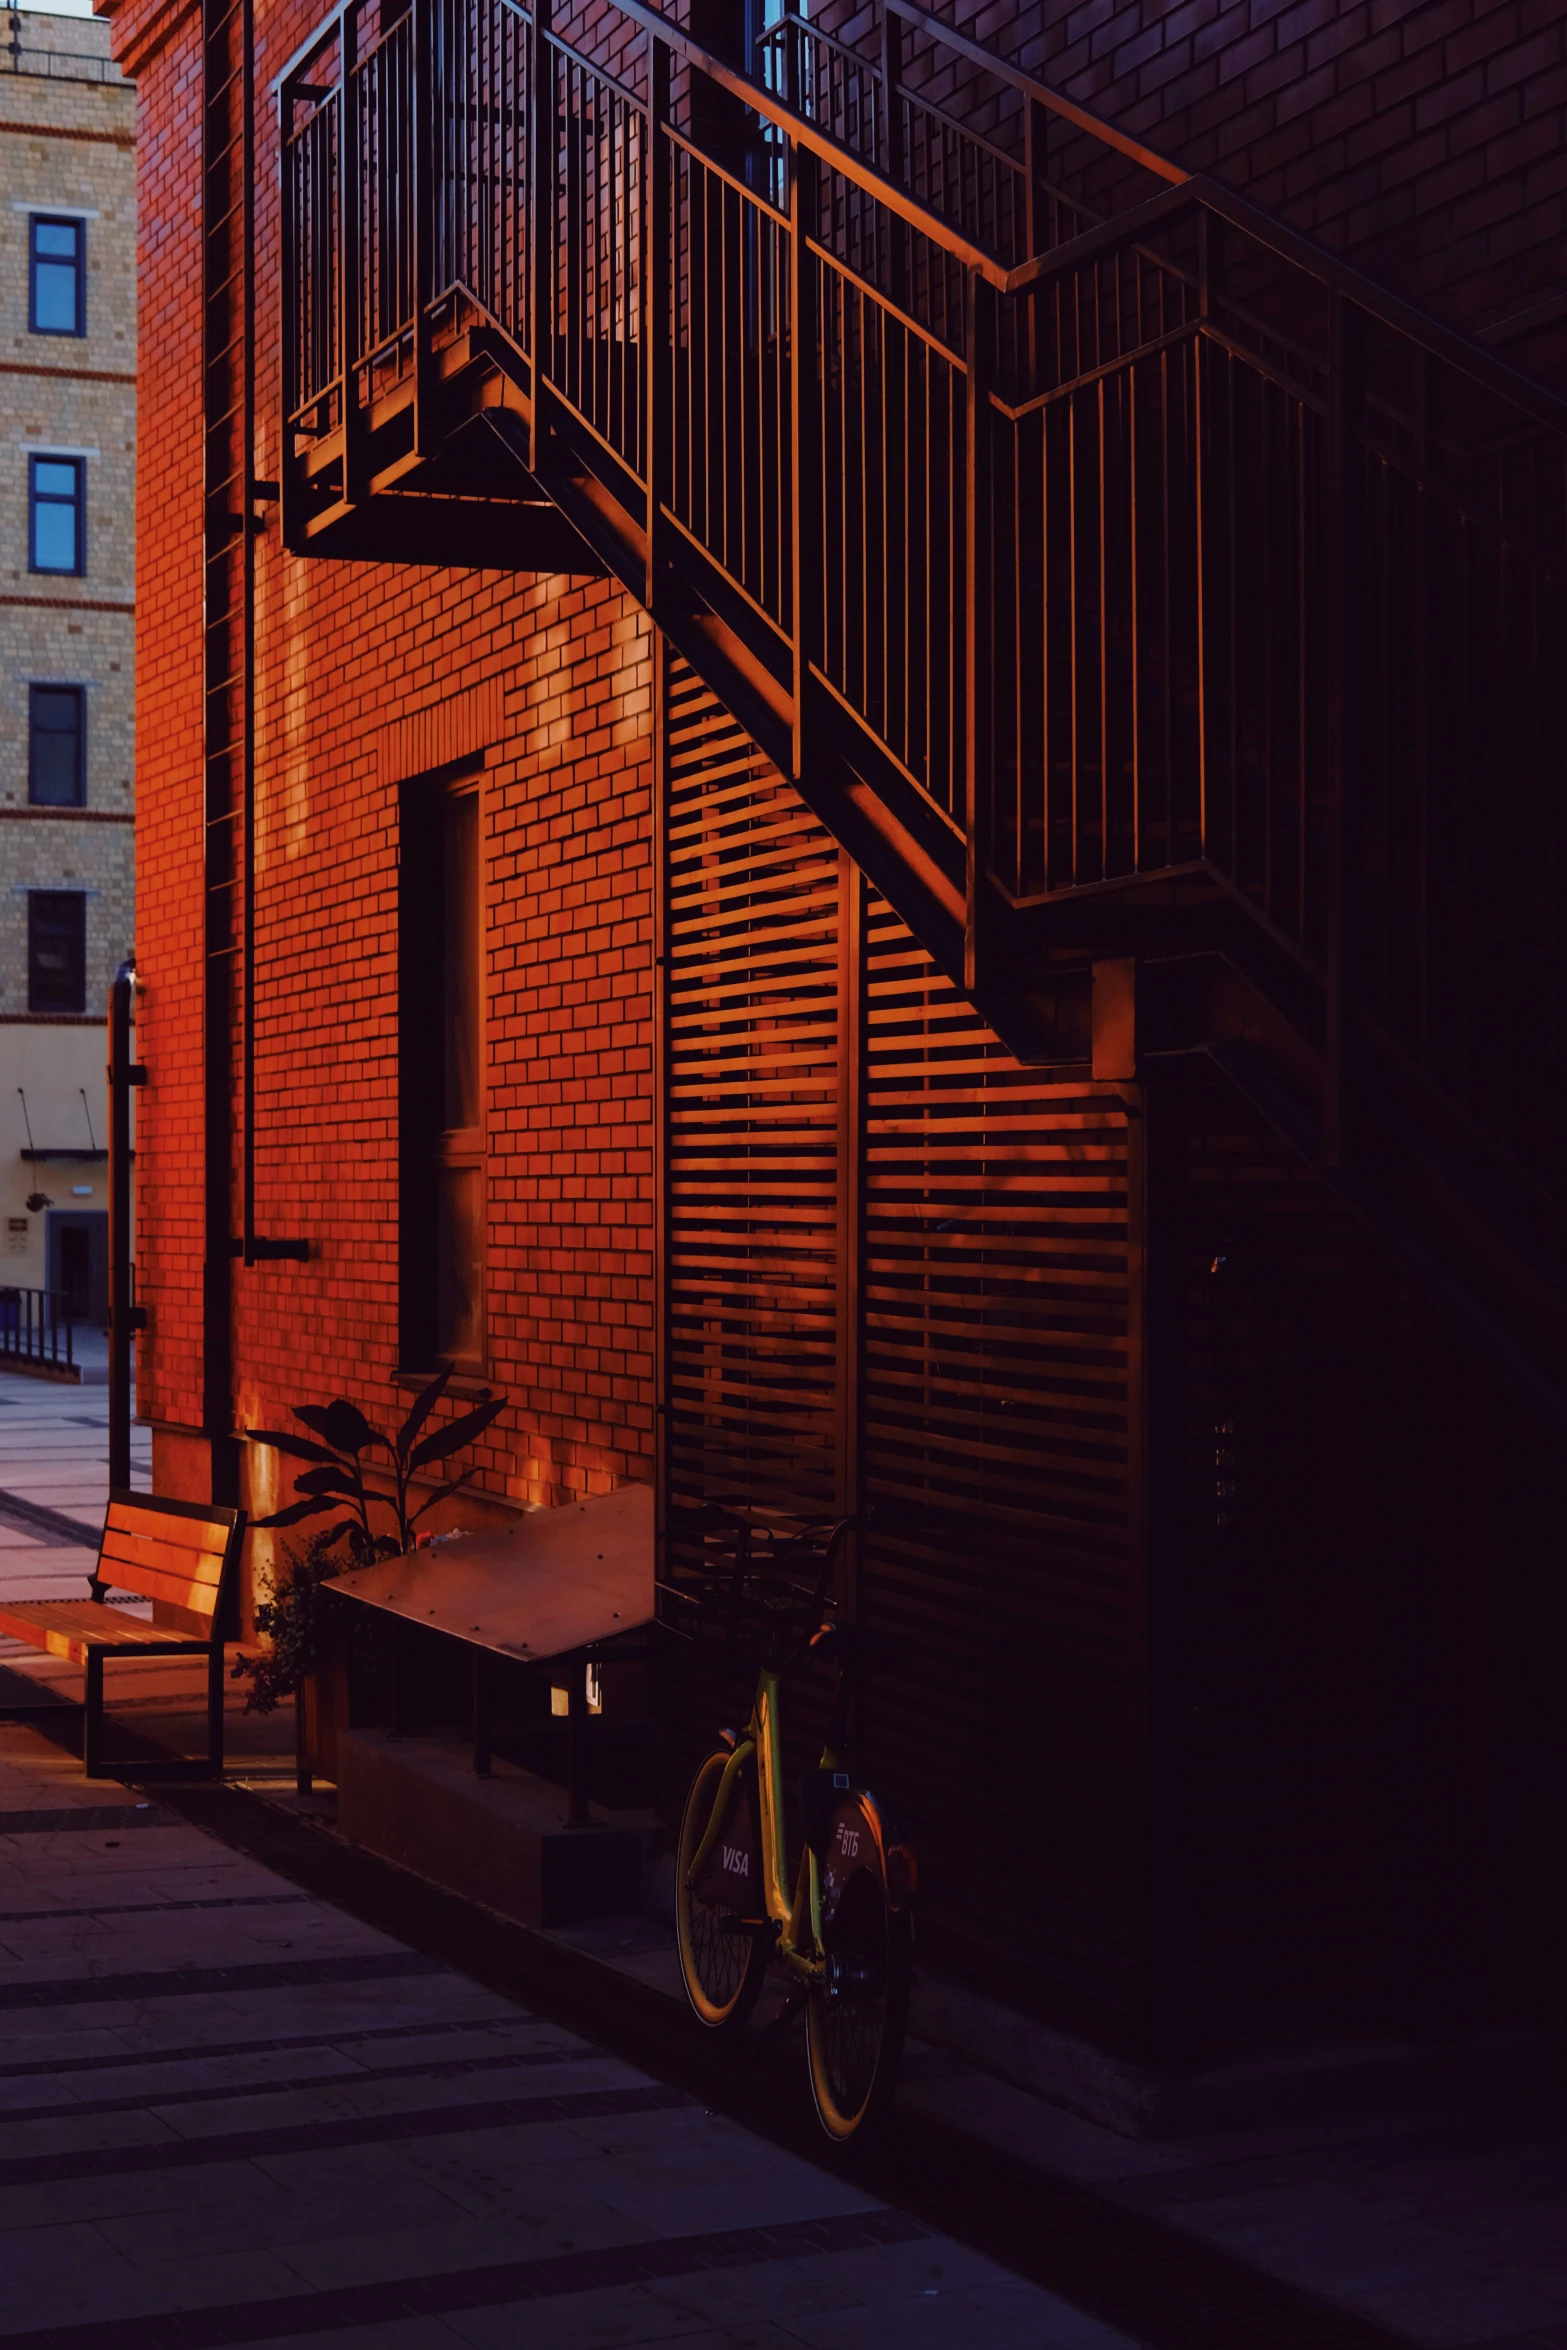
[683,1664,836,1980]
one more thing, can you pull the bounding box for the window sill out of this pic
[393,1367,501,1402]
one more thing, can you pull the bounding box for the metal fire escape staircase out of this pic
[280,0,1567,1415]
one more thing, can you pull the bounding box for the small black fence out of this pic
[0,1288,76,1377]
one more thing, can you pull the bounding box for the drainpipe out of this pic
[107,957,145,1496]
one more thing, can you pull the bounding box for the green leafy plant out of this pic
[232,1528,367,1714]
[249,1363,505,1561]
[232,1367,505,1713]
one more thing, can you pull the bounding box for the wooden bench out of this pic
[0,1490,246,1777]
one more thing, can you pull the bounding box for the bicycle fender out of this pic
[820,1788,919,1922]
[690,1756,763,1916]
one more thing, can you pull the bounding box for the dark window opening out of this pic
[30,456,84,576]
[46,1212,108,1325]
[29,685,86,807]
[30,216,85,336]
[28,892,87,1014]
[401,774,485,1370]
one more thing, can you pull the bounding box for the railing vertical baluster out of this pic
[879,8,905,317]
[1324,291,1363,1169]
[528,0,552,466]
[964,265,991,995]
[340,5,362,502]
[413,0,434,457]
[646,32,669,609]
[789,141,819,780]
[280,82,300,545]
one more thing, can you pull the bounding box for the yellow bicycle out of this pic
[663,1513,917,2143]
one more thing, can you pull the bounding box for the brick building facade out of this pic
[0,7,134,1321]
[100,0,1567,2087]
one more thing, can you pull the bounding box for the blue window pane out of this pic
[30,460,82,575]
[30,219,83,336]
[32,505,78,571]
[33,264,78,332]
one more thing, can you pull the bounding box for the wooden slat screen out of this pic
[659,647,1147,2038]
[858,897,1146,2034]
[663,657,849,1526]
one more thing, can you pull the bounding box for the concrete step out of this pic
[335,1727,645,1928]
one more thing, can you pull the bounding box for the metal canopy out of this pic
[331,1482,654,1665]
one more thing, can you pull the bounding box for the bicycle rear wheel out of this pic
[806,1797,912,2142]
[675,1747,769,2031]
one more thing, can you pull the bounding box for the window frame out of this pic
[28,454,86,578]
[28,214,86,338]
[399,762,487,1375]
[27,683,87,809]
[27,891,88,1016]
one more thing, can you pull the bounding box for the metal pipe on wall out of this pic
[106,957,144,1505]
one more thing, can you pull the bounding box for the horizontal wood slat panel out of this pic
[0,1601,210,1662]
[98,1529,228,1588]
[104,1502,236,1555]
[664,656,845,1530]
[657,647,1149,2043]
[95,1565,224,1619]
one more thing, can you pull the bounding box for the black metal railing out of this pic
[281,0,1567,1204]
[0,1287,75,1376]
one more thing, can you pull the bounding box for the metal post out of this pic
[529,0,555,474]
[339,2,362,502]
[472,1647,492,1775]
[1324,291,1361,1169]
[879,8,905,313]
[644,33,669,609]
[963,266,992,997]
[789,141,819,780]
[567,1650,590,1823]
[412,0,434,458]
[106,958,144,1508]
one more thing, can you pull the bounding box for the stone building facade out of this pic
[0,6,134,1321]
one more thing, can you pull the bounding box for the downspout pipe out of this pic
[106,957,145,1499]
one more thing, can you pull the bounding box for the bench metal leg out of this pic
[207,1641,225,1779]
[472,1650,491,1777]
[83,1650,105,1778]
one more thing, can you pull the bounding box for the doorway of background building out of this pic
[45,1210,107,1325]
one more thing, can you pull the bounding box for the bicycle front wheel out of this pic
[807,1802,912,2142]
[675,1747,769,2032]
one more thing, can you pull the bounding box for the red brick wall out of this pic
[106,0,657,1545]
[117,2,205,1444]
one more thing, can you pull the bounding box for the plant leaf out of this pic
[409,1396,505,1470]
[409,1464,477,1523]
[247,1427,340,1467]
[253,1497,339,1529]
[292,1465,362,1499]
[395,1364,455,1463]
[292,1399,383,1455]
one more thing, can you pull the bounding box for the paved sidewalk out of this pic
[0,1363,150,1610]
[3,1369,1565,2349]
[0,1723,1125,2350]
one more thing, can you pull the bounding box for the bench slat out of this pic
[0,1600,213,1664]
[104,1501,238,1555]
[98,1526,228,1589]
[96,1565,223,1619]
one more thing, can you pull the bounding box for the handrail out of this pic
[886,0,1189,188]
[893,0,1567,433]
[281,0,1567,437]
